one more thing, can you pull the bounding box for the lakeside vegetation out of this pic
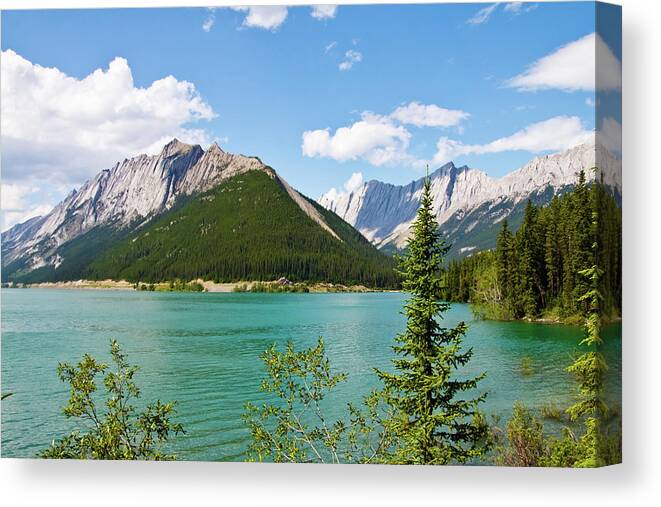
[41,340,183,460]
[440,171,621,324]
[135,279,205,292]
[38,168,620,466]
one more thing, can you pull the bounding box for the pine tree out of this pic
[376,173,489,465]
[515,200,544,317]
[570,170,593,313]
[544,196,562,301]
[496,219,515,317]
[565,187,608,467]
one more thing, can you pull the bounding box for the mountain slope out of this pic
[1,139,339,272]
[319,141,621,256]
[85,170,396,286]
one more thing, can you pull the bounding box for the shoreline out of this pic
[10,279,398,294]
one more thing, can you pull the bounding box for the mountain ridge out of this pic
[318,141,621,252]
[2,139,340,273]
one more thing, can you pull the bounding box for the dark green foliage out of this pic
[376,175,489,465]
[441,173,621,322]
[495,174,620,468]
[85,171,397,288]
[41,340,183,460]
[564,178,610,467]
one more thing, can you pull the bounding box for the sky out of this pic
[0,2,622,231]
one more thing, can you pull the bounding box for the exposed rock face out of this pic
[2,139,338,271]
[318,141,621,250]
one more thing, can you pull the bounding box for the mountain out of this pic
[318,141,621,256]
[2,140,397,287]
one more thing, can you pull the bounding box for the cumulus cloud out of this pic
[391,102,469,128]
[302,102,470,167]
[432,116,592,165]
[1,50,215,229]
[1,183,53,231]
[466,3,498,25]
[302,112,412,166]
[339,49,362,71]
[506,32,621,92]
[311,5,337,20]
[231,6,288,31]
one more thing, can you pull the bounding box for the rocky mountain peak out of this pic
[1,139,343,270]
[161,138,198,158]
[319,141,621,250]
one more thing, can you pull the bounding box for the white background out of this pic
[0,1,658,505]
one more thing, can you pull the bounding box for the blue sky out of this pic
[0,3,622,230]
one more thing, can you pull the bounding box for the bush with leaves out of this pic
[243,338,394,464]
[41,339,184,460]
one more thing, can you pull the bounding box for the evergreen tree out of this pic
[569,170,593,314]
[515,200,545,317]
[376,173,489,465]
[565,191,608,467]
[544,196,562,302]
[495,220,515,317]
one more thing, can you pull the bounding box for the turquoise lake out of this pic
[1,289,621,461]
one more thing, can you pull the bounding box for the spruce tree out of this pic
[376,173,489,465]
[515,200,544,317]
[565,184,608,467]
[570,170,593,313]
[496,219,515,317]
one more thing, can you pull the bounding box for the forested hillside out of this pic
[85,171,399,287]
[441,171,621,322]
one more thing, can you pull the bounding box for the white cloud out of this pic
[597,117,622,155]
[504,2,524,13]
[506,32,621,92]
[466,3,498,25]
[311,5,337,20]
[302,112,412,166]
[1,50,215,228]
[1,183,53,231]
[586,97,596,107]
[339,49,363,70]
[231,6,288,31]
[202,8,215,32]
[390,102,469,128]
[302,102,470,167]
[432,116,592,165]
[324,41,337,53]
[339,49,362,71]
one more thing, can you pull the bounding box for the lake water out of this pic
[1,289,621,461]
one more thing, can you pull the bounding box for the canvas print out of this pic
[0,2,621,466]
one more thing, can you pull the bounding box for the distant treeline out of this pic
[441,171,621,322]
